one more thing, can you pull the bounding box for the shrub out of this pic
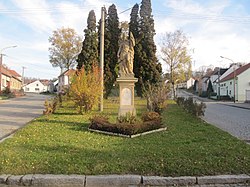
[176,97,185,107]
[143,81,169,113]
[89,115,163,136]
[1,87,11,95]
[43,97,58,115]
[199,91,207,98]
[117,113,137,124]
[141,111,160,122]
[176,97,206,117]
[69,66,102,114]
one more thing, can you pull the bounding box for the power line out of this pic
[119,2,141,14]
[5,55,59,77]
[153,10,250,24]
[0,4,95,14]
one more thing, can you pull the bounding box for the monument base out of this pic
[116,76,138,116]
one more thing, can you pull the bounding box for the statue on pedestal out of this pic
[117,32,135,77]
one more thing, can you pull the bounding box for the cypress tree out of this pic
[135,0,162,96]
[129,4,141,94]
[77,10,98,72]
[103,4,120,98]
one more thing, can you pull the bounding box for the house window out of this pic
[36,84,39,86]
[224,83,226,86]
[230,81,232,85]
[35,88,39,91]
[229,90,231,94]
[26,88,29,91]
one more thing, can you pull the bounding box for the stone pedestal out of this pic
[116,76,138,116]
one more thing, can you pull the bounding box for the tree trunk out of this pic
[172,82,175,99]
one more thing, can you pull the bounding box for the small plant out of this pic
[43,97,58,115]
[176,97,185,107]
[143,81,169,113]
[141,111,160,122]
[117,113,137,124]
[89,113,163,136]
[2,87,11,95]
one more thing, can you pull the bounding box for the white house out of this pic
[211,68,228,95]
[177,78,195,89]
[220,63,250,102]
[22,80,48,93]
[58,69,76,93]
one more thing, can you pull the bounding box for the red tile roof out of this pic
[1,65,12,77]
[8,70,21,77]
[220,63,250,82]
[59,69,76,77]
[40,79,50,86]
[1,65,22,81]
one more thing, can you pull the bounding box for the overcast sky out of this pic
[1,0,250,79]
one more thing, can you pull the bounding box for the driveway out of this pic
[0,93,50,141]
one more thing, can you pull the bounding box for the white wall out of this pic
[1,74,10,91]
[23,80,48,93]
[220,79,234,98]
[186,78,194,89]
[237,68,250,102]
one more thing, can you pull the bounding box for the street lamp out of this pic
[220,56,236,103]
[0,45,17,92]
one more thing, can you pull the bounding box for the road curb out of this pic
[219,103,250,110]
[0,174,249,186]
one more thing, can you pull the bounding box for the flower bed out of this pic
[88,112,166,137]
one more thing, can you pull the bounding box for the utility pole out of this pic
[21,66,26,87]
[99,6,105,112]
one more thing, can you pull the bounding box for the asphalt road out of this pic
[0,93,50,141]
[177,89,250,141]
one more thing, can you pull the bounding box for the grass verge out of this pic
[0,98,249,176]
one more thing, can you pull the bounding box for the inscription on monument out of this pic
[121,88,132,105]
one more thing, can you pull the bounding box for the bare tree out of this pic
[49,27,82,73]
[161,30,192,98]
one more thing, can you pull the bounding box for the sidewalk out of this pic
[180,90,250,110]
[219,102,250,110]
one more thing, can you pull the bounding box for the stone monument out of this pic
[116,29,138,116]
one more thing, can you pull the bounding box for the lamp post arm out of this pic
[0,45,17,92]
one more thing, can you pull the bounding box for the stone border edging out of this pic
[0,174,249,186]
[88,127,167,138]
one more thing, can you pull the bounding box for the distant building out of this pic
[177,78,195,89]
[220,63,250,102]
[58,69,76,93]
[22,80,49,93]
[0,65,22,92]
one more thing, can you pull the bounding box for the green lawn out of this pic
[0,98,249,176]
